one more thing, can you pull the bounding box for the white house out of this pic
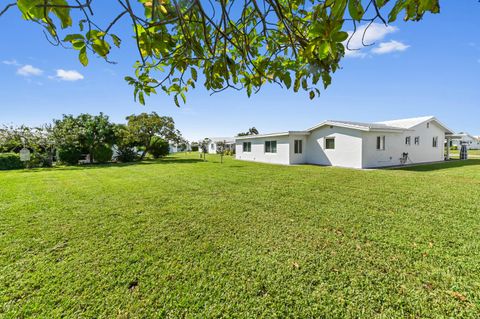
[235,116,454,169]
[201,137,235,154]
[450,132,480,150]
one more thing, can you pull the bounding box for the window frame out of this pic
[405,136,411,146]
[376,136,386,151]
[264,140,277,153]
[414,136,420,145]
[294,139,303,154]
[242,141,251,152]
[324,137,335,150]
[432,136,438,148]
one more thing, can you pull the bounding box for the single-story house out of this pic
[201,137,235,154]
[450,132,480,150]
[235,116,455,169]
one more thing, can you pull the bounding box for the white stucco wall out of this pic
[289,136,308,164]
[236,136,291,165]
[305,126,363,168]
[362,120,446,168]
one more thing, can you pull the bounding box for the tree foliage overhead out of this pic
[1,0,440,105]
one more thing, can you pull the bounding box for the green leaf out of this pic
[92,39,111,57]
[190,68,198,81]
[348,0,364,21]
[283,73,292,89]
[138,92,145,105]
[110,34,121,48]
[332,31,349,43]
[293,78,300,93]
[301,78,308,90]
[174,95,180,107]
[388,0,406,23]
[79,47,88,66]
[309,90,315,100]
[331,0,347,19]
[63,34,84,42]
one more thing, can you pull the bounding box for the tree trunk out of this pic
[89,148,94,164]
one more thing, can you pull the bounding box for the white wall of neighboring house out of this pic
[451,134,480,150]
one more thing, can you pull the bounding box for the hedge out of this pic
[0,153,24,170]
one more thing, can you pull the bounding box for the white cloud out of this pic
[2,59,20,66]
[344,23,398,55]
[372,40,410,54]
[17,64,43,76]
[55,69,84,81]
[344,49,367,58]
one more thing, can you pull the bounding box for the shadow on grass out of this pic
[390,159,480,172]
[16,157,205,173]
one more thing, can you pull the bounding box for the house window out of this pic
[376,136,386,150]
[427,122,430,128]
[294,140,303,154]
[243,142,251,152]
[414,136,420,145]
[211,144,215,150]
[405,136,411,146]
[325,138,335,149]
[432,136,438,148]
[265,141,277,153]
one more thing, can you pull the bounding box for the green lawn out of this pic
[449,149,480,158]
[1,155,480,318]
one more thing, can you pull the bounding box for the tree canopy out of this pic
[1,0,440,105]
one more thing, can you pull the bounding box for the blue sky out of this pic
[1,2,479,141]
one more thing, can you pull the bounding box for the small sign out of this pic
[19,148,31,162]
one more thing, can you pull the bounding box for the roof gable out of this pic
[376,116,453,133]
[307,120,407,132]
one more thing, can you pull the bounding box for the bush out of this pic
[57,147,82,165]
[93,144,113,163]
[149,137,169,159]
[28,152,53,168]
[114,146,137,163]
[191,145,199,152]
[0,153,24,170]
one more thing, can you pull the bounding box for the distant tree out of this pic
[0,124,55,167]
[237,127,259,137]
[53,113,115,164]
[125,112,179,160]
[199,138,211,161]
[112,124,137,162]
[216,140,226,163]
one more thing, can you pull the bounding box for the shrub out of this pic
[191,145,199,152]
[57,147,82,165]
[114,146,137,163]
[148,137,169,158]
[0,153,24,170]
[27,152,53,168]
[93,144,113,163]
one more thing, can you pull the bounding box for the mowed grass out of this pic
[449,149,480,158]
[1,154,480,318]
